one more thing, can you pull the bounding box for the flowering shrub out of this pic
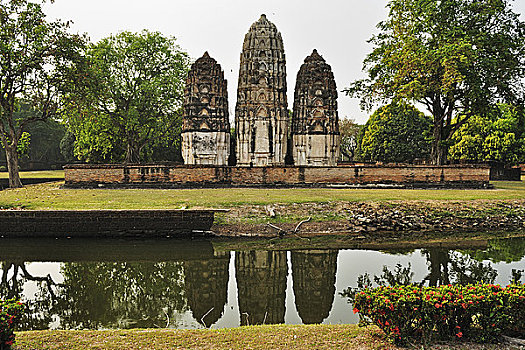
[0,299,25,350]
[353,284,525,344]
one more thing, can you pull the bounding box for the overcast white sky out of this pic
[43,0,525,124]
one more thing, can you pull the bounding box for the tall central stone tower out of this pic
[235,14,288,167]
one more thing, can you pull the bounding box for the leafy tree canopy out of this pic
[0,0,85,187]
[449,104,525,164]
[339,118,363,162]
[63,30,190,164]
[345,0,525,165]
[359,102,432,163]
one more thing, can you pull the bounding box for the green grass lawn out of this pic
[0,170,64,179]
[15,325,374,350]
[0,179,524,210]
[15,325,518,350]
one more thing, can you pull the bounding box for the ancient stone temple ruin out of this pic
[235,14,289,166]
[291,50,340,166]
[181,16,339,168]
[182,52,230,165]
[63,15,493,190]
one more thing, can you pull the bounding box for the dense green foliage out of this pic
[449,104,525,164]
[0,299,24,350]
[358,102,431,163]
[338,119,362,161]
[63,30,190,163]
[0,105,67,169]
[354,284,525,344]
[0,0,84,187]
[346,0,525,165]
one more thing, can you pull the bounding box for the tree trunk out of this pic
[125,143,141,164]
[431,121,447,165]
[5,144,23,188]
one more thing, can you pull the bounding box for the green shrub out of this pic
[353,284,525,344]
[0,299,25,350]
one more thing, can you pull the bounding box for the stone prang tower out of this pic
[292,49,339,166]
[235,15,288,167]
[182,52,230,165]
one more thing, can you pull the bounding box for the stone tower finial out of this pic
[305,49,325,63]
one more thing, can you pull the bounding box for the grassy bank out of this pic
[14,325,518,350]
[0,180,524,210]
[0,170,64,179]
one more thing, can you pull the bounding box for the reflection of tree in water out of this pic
[291,250,338,324]
[342,248,501,301]
[466,237,525,263]
[1,261,188,330]
[53,262,187,329]
[184,252,230,328]
[1,258,235,330]
[0,262,57,330]
[235,251,287,326]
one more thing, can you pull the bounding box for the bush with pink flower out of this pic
[353,284,525,344]
[0,299,25,350]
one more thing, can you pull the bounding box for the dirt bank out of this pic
[212,199,525,237]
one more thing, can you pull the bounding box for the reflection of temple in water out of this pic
[184,252,231,327]
[291,250,338,324]
[235,251,287,325]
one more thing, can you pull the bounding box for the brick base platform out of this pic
[64,164,491,189]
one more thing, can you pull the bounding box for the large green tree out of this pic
[345,0,525,165]
[359,102,432,163]
[339,118,363,161]
[448,104,525,164]
[64,30,190,164]
[0,0,84,187]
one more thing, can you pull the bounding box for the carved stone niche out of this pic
[235,14,288,167]
[182,52,230,165]
[292,49,340,166]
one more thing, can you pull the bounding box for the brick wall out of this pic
[64,164,491,188]
[0,209,215,237]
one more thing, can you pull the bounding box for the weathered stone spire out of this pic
[292,49,340,166]
[182,52,230,165]
[235,15,288,166]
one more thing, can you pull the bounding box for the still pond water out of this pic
[0,236,524,331]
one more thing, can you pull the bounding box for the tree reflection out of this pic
[467,237,525,263]
[0,262,57,330]
[342,248,500,302]
[52,262,187,329]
